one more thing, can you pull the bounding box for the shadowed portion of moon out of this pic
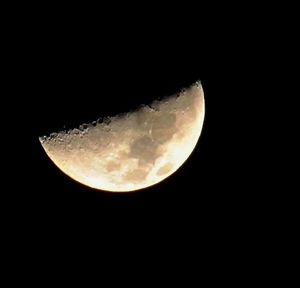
[129,136,158,163]
[39,81,205,192]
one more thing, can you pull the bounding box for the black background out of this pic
[3,3,292,281]
[13,5,262,249]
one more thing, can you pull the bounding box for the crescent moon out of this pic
[40,81,205,192]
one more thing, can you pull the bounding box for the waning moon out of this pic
[39,81,205,192]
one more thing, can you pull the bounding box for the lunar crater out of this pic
[157,163,173,176]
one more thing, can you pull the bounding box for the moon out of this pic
[39,81,205,192]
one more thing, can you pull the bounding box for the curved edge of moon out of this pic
[39,81,205,192]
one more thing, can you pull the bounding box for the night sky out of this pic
[18,10,253,242]
[3,3,281,278]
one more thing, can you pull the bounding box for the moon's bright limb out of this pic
[40,81,205,192]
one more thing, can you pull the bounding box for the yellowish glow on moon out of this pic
[40,81,205,192]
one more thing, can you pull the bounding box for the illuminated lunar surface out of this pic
[40,81,205,192]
